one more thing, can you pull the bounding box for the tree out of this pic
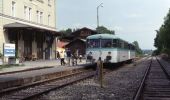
[132,41,143,55]
[154,9,170,55]
[60,28,72,35]
[96,26,115,34]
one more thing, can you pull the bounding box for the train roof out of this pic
[87,33,135,45]
[87,34,119,39]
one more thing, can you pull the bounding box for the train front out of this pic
[85,34,117,63]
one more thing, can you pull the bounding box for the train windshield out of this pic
[101,39,118,48]
[87,39,100,48]
[101,39,112,48]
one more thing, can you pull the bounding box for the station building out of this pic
[64,27,98,56]
[0,0,58,61]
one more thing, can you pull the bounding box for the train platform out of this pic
[0,59,86,74]
[0,59,92,90]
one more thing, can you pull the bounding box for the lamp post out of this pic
[97,3,103,28]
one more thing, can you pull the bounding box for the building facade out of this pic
[62,27,98,56]
[0,0,58,61]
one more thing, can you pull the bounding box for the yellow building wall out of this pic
[0,0,57,60]
[2,0,56,28]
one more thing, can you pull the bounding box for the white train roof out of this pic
[87,33,119,39]
[87,33,134,45]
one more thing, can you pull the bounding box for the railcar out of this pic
[86,34,135,63]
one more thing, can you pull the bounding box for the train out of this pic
[86,33,136,64]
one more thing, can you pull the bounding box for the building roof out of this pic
[65,38,86,47]
[4,22,60,36]
[69,27,98,39]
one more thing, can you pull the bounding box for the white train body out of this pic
[86,34,135,63]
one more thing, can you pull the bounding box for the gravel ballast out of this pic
[37,59,150,100]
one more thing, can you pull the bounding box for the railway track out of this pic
[0,58,145,100]
[0,69,96,100]
[134,57,170,100]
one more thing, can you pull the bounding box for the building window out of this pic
[24,6,27,19]
[24,6,32,21]
[37,0,44,3]
[36,10,39,23]
[28,8,32,21]
[36,10,43,24]
[11,1,16,17]
[40,12,43,24]
[48,0,51,6]
[48,14,50,25]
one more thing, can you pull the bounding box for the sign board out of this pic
[3,43,15,57]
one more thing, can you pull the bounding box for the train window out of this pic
[121,40,124,49]
[112,39,117,47]
[132,46,136,50]
[130,45,135,50]
[128,44,131,50]
[87,39,100,48]
[101,39,112,48]
[117,39,121,48]
[124,42,129,49]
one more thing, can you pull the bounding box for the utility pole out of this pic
[97,3,103,28]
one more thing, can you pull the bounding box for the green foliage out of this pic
[132,41,143,56]
[154,9,170,55]
[96,26,115,34]
[59,28,73,37]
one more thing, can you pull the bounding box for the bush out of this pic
[161,48,170,56]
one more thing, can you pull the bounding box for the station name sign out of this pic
[3,43,15,57]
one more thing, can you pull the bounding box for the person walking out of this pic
[60,50,65,66]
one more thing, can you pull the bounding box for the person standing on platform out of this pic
[79,54,82,62]
[56,51,60,59]
[72,50,78,66]
[60,50,65,66]
[66,48,71,66]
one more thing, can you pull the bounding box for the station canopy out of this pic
[3,22,60,36]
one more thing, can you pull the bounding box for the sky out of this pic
[57,0,170,50]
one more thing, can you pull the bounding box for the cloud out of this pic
[126,13,143,18]
[71,23,96,29]
[113,26,123,31]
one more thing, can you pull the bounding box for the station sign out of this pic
[3,43,15,57]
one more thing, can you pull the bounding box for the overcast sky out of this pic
[57,0,170,50]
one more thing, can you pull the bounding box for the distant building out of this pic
[68,27,98,40]
[62,27,98,56]
[0,0,59,61]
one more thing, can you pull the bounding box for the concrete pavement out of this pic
[0,59,88,74]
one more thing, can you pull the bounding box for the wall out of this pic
[2,0,56,28]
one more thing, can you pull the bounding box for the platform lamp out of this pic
[97,3,103,28]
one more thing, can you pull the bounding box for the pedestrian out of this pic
[72,50,78,66]
[60,50,65,66]
[66,49,71,66]
[79,54,82,62]
[57,51,60,59]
